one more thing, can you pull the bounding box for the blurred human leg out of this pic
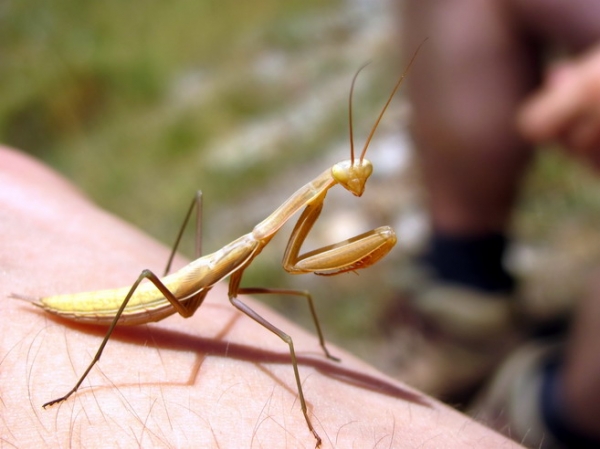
[392,0,600,407]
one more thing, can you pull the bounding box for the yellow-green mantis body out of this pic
[19,50,420,448]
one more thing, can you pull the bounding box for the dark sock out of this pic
[420,232,515,293]
[541,359,600,448]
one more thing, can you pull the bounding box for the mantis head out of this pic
[332,159,373,197]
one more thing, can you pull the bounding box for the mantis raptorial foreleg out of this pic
[283,193,396,275]
[20,45,422,448]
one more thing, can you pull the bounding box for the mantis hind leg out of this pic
[43,268,205,408]
[238,287,339,362]
[164,190,203,276]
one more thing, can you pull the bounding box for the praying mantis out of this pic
[18,48,420,448]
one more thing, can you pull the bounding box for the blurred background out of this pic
[3,0,600,375]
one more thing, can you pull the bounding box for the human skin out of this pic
[0,146,520,448]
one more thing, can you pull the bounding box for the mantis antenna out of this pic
[349,40,426,165]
